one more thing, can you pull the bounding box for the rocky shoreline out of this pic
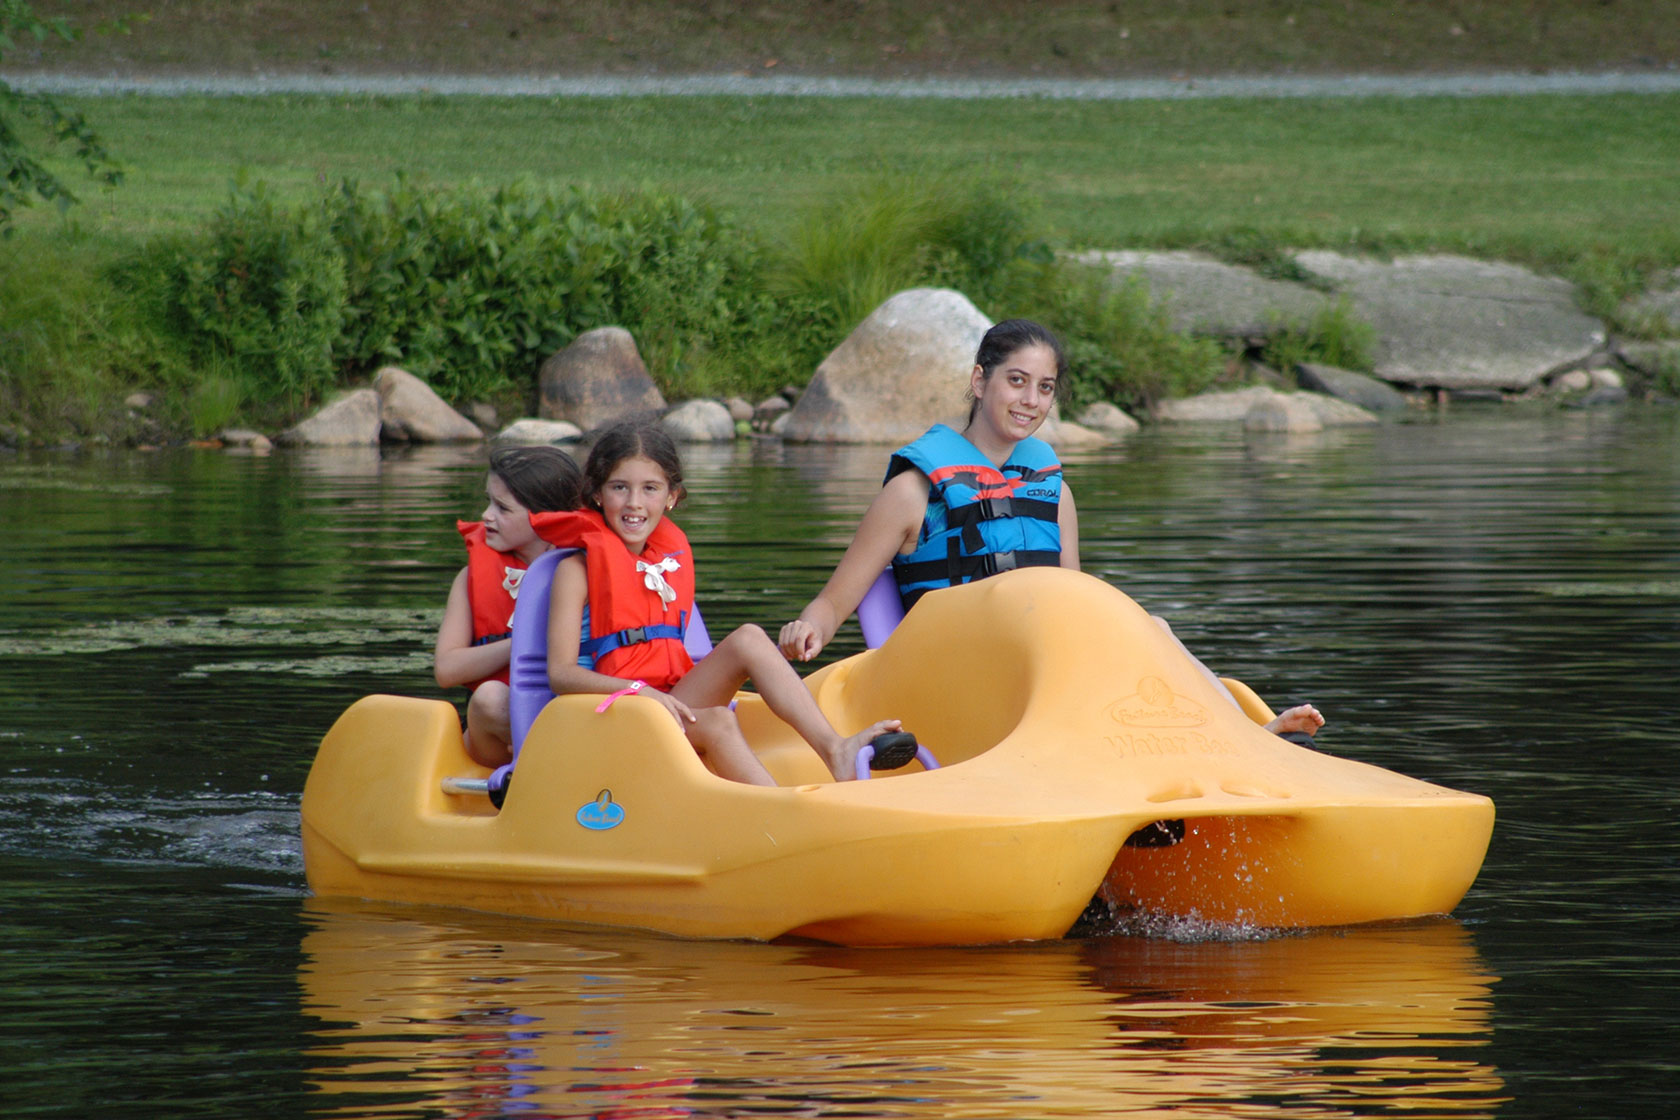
[189,248,1677,455]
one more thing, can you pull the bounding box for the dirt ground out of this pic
[12,0,1680,80]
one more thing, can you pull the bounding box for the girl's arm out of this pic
[1058,481,1081,570]
[778,470,929,662]
[546,553,696,726]
[434,567,512,688]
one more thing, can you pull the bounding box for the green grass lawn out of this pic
[22,89,1680,274]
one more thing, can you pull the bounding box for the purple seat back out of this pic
[857,567,905,649]
[507,548,714,756]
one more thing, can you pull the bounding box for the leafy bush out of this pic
[768,173,1051,376]
[1014,261,1226,415]
[131,182,346,413]
[1259,297,1376,373]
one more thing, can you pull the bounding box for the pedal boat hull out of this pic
[301,568,1493,945]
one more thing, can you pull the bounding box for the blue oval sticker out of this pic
[576,789,625,831]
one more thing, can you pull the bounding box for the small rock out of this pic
[1155,386,1278,423]
[374,366,484,443]
[1075,401,1141,434]
[219,428,268,447]
[1244,395,1324,433]
[495,418,584,444]
[1588,368,1623,389]
[1296,363,1409,413]
[1299,393,1378,426]
[277,389,383,446]
[723,397,755,422]
[1040,419,1112,447]
[124,391,156,411]
[1553,370,1592,393]
[661,399,736,442]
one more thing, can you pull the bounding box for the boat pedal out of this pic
[854,731,938,779]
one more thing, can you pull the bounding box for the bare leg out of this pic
[674,625,901,781]
[464,682,513,768]
[684,706,777,786]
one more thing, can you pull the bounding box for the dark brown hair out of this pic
[487,445,584,513]
[966,319,1068,424]
[582,421,686,508]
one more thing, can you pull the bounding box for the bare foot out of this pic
[1265,704,1325,738]
[828,719,904,781]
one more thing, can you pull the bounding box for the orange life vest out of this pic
[457,520,530,689]
[530,509,696,691]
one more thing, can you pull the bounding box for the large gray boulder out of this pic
[1294,252,1604,391]
[374,366,484,442]
[780,288,990,443]
[276,389,382,446]
[538,327,666,432]
[1075,249,1334,337]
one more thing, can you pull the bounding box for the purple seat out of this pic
[857,568,905,649]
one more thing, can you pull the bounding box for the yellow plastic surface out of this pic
[300,568,1494,945]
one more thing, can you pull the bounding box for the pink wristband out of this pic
[595,680,647,713]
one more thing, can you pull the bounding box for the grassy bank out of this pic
[5,88,1680,442]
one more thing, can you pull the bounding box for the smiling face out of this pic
[480,473,542,560]
[967,342,1060,449]
[594,455,675,552]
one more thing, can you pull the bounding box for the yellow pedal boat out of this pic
[300,567,1494,946]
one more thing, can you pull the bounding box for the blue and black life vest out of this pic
[887,424,1064,608]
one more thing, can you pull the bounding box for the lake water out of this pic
[3,407,1676,1118]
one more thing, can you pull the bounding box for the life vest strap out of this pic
[582,620,686,659]
[471,632,511,647]
[894,548,1061,607]
[943,495,1060,553]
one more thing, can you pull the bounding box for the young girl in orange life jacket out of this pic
[434,445,584,769]
[536,421,902,786]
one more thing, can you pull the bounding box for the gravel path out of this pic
[8,69,1680,100]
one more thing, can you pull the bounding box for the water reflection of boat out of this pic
[301,568,1494,945]
[299,901,1505,1119]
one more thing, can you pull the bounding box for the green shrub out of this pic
[1013,261,1226,415]
[1259,297,1376,373]
[768,173,1051,375]
[131,183,346,413]
[323,177,784,404]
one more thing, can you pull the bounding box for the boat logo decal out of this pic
[1105,676,1211,727]
[576,789,625,831]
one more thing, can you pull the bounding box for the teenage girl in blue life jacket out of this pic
[433,445,584,768]
[777,319,1325,741]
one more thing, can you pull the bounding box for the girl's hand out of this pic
[644,686,697,729]
[778,619,824,662]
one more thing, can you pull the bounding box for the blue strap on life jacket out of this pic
[580,613,688,660]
